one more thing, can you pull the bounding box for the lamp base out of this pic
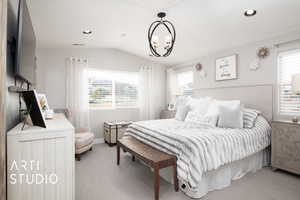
[292,116,299,123]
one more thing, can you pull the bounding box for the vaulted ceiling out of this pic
[27,0,300,65]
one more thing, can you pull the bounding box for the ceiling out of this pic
[27,0,300,65]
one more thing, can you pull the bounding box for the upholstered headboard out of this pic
[193,84,273,121]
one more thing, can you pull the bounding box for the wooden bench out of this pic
[117,136,179,200]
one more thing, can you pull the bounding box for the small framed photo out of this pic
[22,90,47,128]
[215,54,237,81]
[167,103,176,111]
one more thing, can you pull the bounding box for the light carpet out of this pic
[76,144,300,200]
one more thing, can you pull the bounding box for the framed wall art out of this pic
[215,54,237,81]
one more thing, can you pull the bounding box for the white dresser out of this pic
[7,114,75,200]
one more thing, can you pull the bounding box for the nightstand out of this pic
[160,110,176,119]
[271,120,300,175]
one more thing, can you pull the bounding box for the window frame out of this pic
[277,48,300,117]
[87,68,139,110]
[175,69,194,96]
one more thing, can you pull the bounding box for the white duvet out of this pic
[125,116,271,189]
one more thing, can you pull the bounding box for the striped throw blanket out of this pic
[124,116,271,189]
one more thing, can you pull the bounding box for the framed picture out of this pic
[167,103,176,111]
[22,90,47,128]
[215,54,237,81]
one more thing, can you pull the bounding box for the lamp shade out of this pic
[292,74,300,93]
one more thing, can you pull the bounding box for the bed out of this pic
[125,116,271,198]
[125,85,273,198]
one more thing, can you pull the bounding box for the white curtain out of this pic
[166,68,177,104]
[66,57,90,129]
[139,66,155,120]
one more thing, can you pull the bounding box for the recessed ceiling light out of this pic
[121,33,127,37]
[72,43,85,46]
[244,9,257,17]
[82,30,92,35]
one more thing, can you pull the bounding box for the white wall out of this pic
[36,48,167,138]
[172,31,300,120]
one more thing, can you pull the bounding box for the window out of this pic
[88,70,138,108]
[176,70,193,96]
[278,49,300,116]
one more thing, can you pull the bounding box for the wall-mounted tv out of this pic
[15,0,36,84]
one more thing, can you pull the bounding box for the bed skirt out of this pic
[159,147,271,199]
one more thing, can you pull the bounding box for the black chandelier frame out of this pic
[148,12,176,57]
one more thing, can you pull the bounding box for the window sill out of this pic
[89,107,139,111]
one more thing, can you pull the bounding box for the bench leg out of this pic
[173,163,179,192]
[154,168,160,200]
[117,144,120,165]
[132,155,135,162]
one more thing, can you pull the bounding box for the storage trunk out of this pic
[104,122,131,146]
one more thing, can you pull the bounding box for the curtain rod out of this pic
[274,38,300,48]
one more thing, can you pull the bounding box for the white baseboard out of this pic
[94,138,105,144]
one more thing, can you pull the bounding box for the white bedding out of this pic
[125,116,271,194]
[158,148,270,198]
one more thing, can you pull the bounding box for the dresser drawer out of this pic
[272,122,300,174]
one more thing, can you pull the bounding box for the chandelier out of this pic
[148,12,176,57]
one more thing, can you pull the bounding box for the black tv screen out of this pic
[15,0,36,84]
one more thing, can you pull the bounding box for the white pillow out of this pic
[185,111,218,127]
[206,99,219,116]
[217,100,241,110]
[206,99,241,116]
[218,104,243,128]
[175,96,190,121]
[187,97,212,115]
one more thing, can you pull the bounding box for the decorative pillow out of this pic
[243,108,261,128]
[218,100,241,108]
[218,103,244,129]
[206,99,219,116]
[175,96,190,121]
[185,111,218,127]
[187,97,212,115]
[206,99,241,117]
